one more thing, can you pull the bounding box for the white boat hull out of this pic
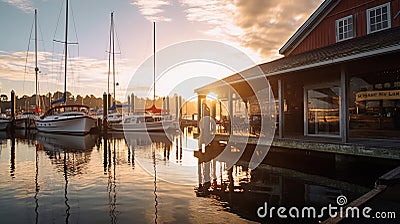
[35,116,96,134]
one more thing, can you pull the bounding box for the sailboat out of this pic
[35,0,96,135]
[16,9,40,129]
[108,22,172,132]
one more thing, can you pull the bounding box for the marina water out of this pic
[0,128,398,223]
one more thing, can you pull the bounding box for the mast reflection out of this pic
[34,144,42,224]
[102,136,119,224]
[35,133,97,224]
[153,144,158,224]
[63,151,70,224]
[124,132,177,224]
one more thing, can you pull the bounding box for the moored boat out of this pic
[35,105,96,134]
[108,112,171,132]
[15,112,37,129]
[0,114,11,131]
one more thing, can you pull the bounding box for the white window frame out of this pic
[336,15,355,42]
[366,2,391,34]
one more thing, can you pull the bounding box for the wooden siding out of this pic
[290,0,400,55]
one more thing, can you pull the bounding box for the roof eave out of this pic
[195,44,400,94]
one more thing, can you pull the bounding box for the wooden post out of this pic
[211,101,216,135]
[131,93,135,113]
[103,92,108,132]
[179,96,182,120]
[278,79,284,138]
[107,93,112,109]
[10,90,16,129]
[166,96,170,113]
[228,88,233,134]
[197,94,205,123]
[340,67,349,143]
[175,95,179,121]
[127,95,131,114]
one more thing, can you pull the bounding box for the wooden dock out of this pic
[194,132,400,160]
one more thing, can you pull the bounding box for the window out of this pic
[336,15,355,42]
[305,85,341,137]
[367,3,391,34]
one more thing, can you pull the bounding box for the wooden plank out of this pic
[322,185,387,224]
[378,166,400,185]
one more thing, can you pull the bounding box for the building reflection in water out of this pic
[194,141,390,222]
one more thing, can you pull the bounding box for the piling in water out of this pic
[103,92,108,133]
[10,90,16,129]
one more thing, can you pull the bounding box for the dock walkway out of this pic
[195,133,400,160]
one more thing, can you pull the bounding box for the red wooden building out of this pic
[195,0,400,157]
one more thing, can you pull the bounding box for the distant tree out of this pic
[1,94,8,101]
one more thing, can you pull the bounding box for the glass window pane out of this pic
[383,14,387,21]
[382,6,387,13]
[307,87,340,135]
[371,10,375,17]
[377,8,381,15]
[350,73,400,139]
[377,23,382,30]
[383,21,388,28]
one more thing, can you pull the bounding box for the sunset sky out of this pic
[0,0,323,100]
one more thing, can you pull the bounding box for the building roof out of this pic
[195,27,400,94]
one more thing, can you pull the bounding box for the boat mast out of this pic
[64,0,69,104]
[34,9,39,112]
[153,22,156,106]
[107,12,116,106]
[107,13,111,99]
[112,12,116,104]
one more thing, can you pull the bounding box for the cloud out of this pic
[2,0,34,13]
[180,0,323,61]
[131,0,172,22]
[234,0,323,59]
[0,50,135,98]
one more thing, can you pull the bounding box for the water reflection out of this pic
[63,151,70,224]
[152,145,158,224]
[0,128,397,224]
[195,143,399,223]
[10,134,15,177]
[34,144,40,224]
[35,133,98,224]
[104,137,118,224]
[124,132,176,224]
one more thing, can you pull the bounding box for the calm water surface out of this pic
[0,129,398,223]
